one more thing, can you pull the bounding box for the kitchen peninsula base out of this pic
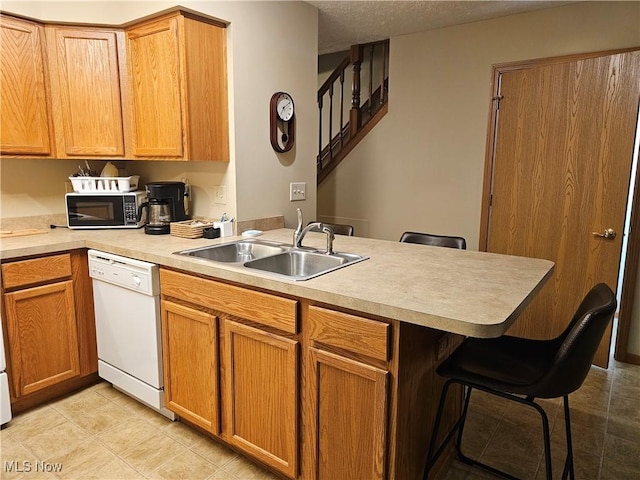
[160,267,462,480]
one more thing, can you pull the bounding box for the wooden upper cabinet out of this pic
[46,26,129,157]
[0,14,53,156]
[125,12,229,161]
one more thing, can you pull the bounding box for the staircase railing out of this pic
[317,39,389,184]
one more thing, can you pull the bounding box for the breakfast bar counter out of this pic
[0,227,553,338]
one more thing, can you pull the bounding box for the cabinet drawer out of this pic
[160,269,298,334]
[309,306,390,362]
[2,253,72,289]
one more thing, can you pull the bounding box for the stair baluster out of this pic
[317,39,389,185]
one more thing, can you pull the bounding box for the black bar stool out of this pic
[399,232,466,249]
[423,283,617,480]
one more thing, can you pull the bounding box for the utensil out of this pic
[85,160,98,176]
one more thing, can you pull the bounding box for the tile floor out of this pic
[1,359,639,480]
[0,382,278,480]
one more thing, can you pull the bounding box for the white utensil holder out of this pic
[214,221,234,237]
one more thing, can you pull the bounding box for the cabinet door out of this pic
[47,27,126,157]
[4,281,80,397]
[224,320,298,478]
[162,300,219,434]
[309,348,388,480]
[126,16,184,158]
[0,14,52,155]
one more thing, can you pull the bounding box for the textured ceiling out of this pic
[308,1,577,54]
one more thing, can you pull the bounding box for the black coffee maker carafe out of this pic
[137,181,189,234]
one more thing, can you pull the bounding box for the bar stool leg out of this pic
[423,382,473,480]
[562,395,575,480]
[423,379,454,480]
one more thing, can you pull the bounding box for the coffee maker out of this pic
[138,181,189,234]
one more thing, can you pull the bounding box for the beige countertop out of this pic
[0,227,554,338]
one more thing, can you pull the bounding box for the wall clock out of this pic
[270,92,295,153]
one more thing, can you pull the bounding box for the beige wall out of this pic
[318,1,640,246]
[0,1,318,228]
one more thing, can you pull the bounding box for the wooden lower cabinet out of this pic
[161,300,219,434]
[4,280,80,396]
[306,305,391,480]
[159,268,299,478]
[1,251,97,411]
[223,320,298,478]
[308,348,388,480]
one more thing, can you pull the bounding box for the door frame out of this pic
[478,47,640,363]
[616,120,640,364]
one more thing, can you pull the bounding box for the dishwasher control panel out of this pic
[88,250,159,296]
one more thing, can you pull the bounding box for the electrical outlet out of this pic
[214,186,227,205]
[290,182,306,201]
[436,334,449,361]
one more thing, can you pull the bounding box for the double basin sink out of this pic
[175,239,367,281]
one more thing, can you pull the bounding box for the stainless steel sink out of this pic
[175,239,367,280]
[175,239,289,263]
[244,249,367,281]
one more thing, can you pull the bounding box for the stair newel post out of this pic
[318,94,323,172]
[350,44,362,138]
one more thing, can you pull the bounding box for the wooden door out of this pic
[309,348,388,480]
[161,300,219,434]
[0,14,52,156]
[223,320,298,478]
[4,281,80,397]
[126,16,184,158]
[483,50,640,367]
[47,27,127,157]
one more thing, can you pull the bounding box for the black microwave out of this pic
[66,191,147,229]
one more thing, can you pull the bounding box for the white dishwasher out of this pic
[88,250,174,420]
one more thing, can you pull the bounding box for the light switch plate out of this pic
[290,182,306,201]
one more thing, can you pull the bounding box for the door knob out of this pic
[592,228,617,239]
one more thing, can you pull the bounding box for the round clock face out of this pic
[276,93,294,121]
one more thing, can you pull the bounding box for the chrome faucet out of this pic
[293,209,335,254]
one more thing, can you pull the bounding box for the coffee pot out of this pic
[137,181,189,234]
